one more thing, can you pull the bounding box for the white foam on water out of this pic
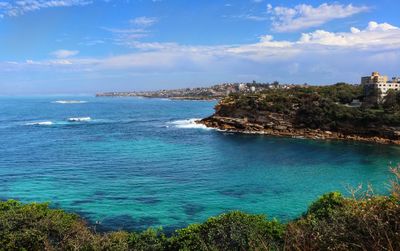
[169,118,212,130]
[25,121,54,126]
[53,100,88,104]
[68,117,91,122]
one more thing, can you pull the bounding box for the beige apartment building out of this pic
[362,72,400,97]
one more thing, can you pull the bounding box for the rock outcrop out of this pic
[199,99,400,145]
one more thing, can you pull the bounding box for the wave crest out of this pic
[169,118,211,130]
[68,117,91,122]
[53,100,88,104]
[25,121,53,126]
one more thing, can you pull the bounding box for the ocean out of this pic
[0,96,398,232]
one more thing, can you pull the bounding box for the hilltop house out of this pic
[362,72,400,100]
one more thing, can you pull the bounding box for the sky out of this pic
[0,0,399,94]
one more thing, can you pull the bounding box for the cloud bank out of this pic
[3,21,399,76]
[267,3,369,32]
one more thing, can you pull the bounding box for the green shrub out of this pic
[306,192,345,219]
[128,228,167,251]
[168,211,284,251]
[99,231,130,251]
[285,196,400,250]
[0,200,94,251]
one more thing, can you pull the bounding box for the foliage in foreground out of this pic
[1,167,400,251]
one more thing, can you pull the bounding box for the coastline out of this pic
[198,116,400,145]
[96,95,219,101]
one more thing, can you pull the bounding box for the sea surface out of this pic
[0,96,399,232]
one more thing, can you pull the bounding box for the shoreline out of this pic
[198,116,400,145]
[96,95,219,101]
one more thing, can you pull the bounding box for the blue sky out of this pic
[0,0,399,94]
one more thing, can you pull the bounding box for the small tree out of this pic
[383,90,398,111]
[363,86,381,108]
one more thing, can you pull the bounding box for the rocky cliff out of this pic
[199,89,400,145]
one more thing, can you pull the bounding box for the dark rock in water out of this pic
[98,215,137,232]
[270,187,291,196]
[109,196,129,201]
[96,215,161,232]
[359,158,374,165]
[137,216,160,227]
[183,203,205,217]
[93,191,106,197]
[219,189,248,198]
[219,186,265,198]
[71,199,94,206]
[73,210,97,223]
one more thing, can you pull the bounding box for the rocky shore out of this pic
[195,83,400,145]
[198,116,400,145]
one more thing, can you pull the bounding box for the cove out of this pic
[0,96,398,231]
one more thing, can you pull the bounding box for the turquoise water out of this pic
[0,96,399,232]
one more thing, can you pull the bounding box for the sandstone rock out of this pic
[198,106,400,145]
[274,125,287,131]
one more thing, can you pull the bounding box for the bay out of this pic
[0,96,398,231]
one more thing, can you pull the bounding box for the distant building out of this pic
[362,72,400,100]
[361,72,388,85]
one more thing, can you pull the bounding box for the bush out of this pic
[285,191,400,251]
[0,200,94,250]
[306,192,345,219]
[285,196,400,250]
[128,228,167,251]
[168,211,284,250]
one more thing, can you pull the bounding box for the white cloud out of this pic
[366,21,398,31]
[298,21,400,49]
[25,59,73,66]
[0,0,94,17]
[103,27,150,46]
[130,16,158,27]
[268,3,369,32]
[104,16,159,47]
[225,13,269,21]
[79,39,105,46]
[51,49,79,58]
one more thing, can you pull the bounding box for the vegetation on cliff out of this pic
[202,83,400,142]
[1,167,399,250]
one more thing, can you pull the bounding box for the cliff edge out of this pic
[199,84,400,145]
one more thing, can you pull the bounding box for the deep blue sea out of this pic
[0,96,399,232]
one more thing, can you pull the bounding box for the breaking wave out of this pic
[68,117,91,122]
[169,118,212,130]
[25,121,54,126]
[53,100,88,104]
